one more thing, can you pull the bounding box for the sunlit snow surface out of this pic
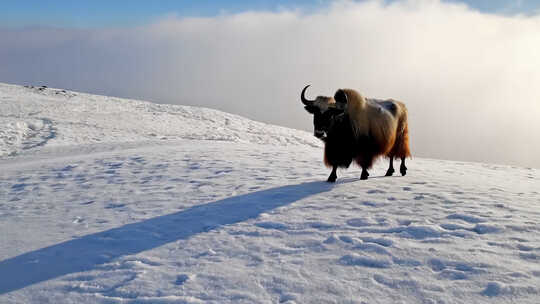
[1,83,539,303]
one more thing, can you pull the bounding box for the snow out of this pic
[1,82,539,303]
[0,84,320,158]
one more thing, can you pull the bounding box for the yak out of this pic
[301,85,411,182]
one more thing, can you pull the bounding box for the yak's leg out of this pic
[400,157,407,176]
[327,165,338,183]
[358,157,371,180]
[385,157,395,176]
[360,168,369,180]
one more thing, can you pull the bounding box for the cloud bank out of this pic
[1,0,539,168]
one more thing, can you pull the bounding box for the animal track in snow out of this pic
[446,213,486,224]
[362,201,379,207]
[359,225,444,240]
[346,218,377,227]
[360,237,393,247]
[255,221,288,231]
[339,254,391,268]
[174,274,190,286]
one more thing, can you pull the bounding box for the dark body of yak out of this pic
[301,85,411,182]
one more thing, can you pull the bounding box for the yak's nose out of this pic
[314,130,325,138]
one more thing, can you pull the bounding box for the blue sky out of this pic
[1,0,538,28]
[1,0,322,28]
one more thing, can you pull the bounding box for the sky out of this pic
[1,0,539,28]
[1,0,540,168]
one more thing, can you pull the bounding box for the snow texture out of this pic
[1,83,539,303]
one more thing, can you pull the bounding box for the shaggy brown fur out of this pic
[334,89,411,169]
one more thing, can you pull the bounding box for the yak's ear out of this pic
[304,105,318,114]
[334,89,348,107]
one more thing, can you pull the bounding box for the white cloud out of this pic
[1,0,539,168]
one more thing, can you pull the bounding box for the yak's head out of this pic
[301,85,344,139]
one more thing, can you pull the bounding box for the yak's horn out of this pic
[301,85,315,105]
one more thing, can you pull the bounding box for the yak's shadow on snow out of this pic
[0,180,334,294]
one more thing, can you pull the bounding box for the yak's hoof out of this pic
[400,166,407,176]
[360,171,369,180]
[385,168,395,176]
[327,175,337,183]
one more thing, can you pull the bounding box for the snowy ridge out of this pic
[1,83,539,303]
[0,83,320,157]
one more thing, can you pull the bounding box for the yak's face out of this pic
[301,85,344,139]
[304,104,343,139]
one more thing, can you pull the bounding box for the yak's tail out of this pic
[387,106,411,159]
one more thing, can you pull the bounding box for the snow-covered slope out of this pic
[0,83,320,158]
[1,83,539,303]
